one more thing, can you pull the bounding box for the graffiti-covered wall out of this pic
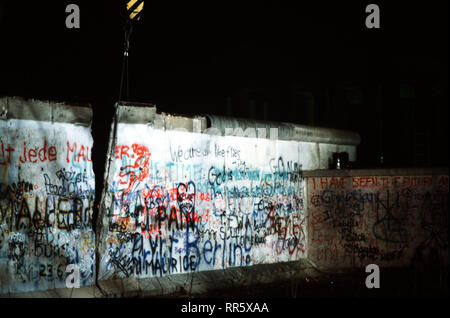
[306,172,449,270]
[0,97,95,294]
[97,123,307,279]
[3,99,448,298]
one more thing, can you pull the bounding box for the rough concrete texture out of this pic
[0,96,92,125]
[207,114,361,145]
[307,172,449,271]
[2,259,320,298]
[116,103,156,124]
[0,97,96,294]
[97,122,308,282]
[206,115,358,170]
[115,103,207,133]
[1,98,447,297]
[111,104,358,170]
[153,113,207,133]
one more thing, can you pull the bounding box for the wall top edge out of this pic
[206,114,361,145]
[0,96,92,125]
[302,167,449,178]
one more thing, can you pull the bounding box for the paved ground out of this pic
[3,264,447,298]
[160,267,449,298]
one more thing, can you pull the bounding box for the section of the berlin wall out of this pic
[0,97,95,294]
[206,115,361,170]
[306,172,449,271]
[97,104,307,281]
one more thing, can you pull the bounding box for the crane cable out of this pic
[118,20,133,102]
[118,0,144,102]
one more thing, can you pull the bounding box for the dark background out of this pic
[0,1,448,172]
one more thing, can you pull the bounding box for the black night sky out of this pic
[0,1,448,170]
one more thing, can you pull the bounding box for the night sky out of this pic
[0,1,448,169]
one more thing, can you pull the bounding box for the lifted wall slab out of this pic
[94,103,362,295]
[97,104,309,285]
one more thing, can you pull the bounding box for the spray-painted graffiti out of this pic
[0,119,95,294]
[98,126,306,279]
[307,175,449,269]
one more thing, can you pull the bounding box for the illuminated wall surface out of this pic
[97,125,307,279]
[0,97,448,295]
[0,98,95,294]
